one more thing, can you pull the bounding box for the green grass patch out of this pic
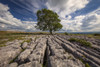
[21,48,26,52]
[68,38,92,47]
[85,63,91,67]
[79,58,91,67]
[0,40,8,45]
[23,39,31,43]
[0,31,26,46]
[34,36,39,41]
[86,34,100,39]
[0,36,24,46]
[0,44,6,47]
[79,58,84,63]
[21,38,31,45]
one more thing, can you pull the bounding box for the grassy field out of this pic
[63,32,100,39]
[0,31,100,47]
[0,31,24,47]
[0,31,50,47]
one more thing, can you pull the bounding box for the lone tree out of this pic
[36,9,62,34]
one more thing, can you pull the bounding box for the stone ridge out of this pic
[0,35,100,67]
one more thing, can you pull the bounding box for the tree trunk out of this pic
[50,29,52,35]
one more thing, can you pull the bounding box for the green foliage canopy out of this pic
[36,9,62,34]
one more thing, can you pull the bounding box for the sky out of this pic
[0,0,100,32]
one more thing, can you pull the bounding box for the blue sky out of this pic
[0,0,100,32]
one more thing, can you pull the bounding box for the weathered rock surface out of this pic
[18,61,42,67]
[47,37,84,67]
[0,35,100,67]
[8,62,18,67]
[28,37,47,64]
[17,49,32,64]
[0,42,21,67]
[21,42,28,49]
[55,35,100,67]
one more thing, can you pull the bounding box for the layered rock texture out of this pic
[0,35,100,67]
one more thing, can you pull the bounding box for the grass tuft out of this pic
[21,38,31,45]
[68,38,92,47]
[79,58,91,67]
[64,32,69,35]
[0,44,6,47]
[85,63,91,67]
[9,55,19,64]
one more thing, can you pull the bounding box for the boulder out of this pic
[8,62,18,67]
[0,45,21,67]
[22,42,28,49]
[17,49,31,63]
[18,61,42,67]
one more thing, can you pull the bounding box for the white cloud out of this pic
[45,0,98,32]
[45,0,91,32]
[0,3,23,26]
[60,16,84,32]
[0,3,36,32]
[46,0,89,18]
[58,7,100,32]
[81,8,100,32]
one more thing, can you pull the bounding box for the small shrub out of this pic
[68,38,77,42]
[93,33,100,36]
[64,32,69,35]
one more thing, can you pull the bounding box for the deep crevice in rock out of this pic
[42,39,48,67]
